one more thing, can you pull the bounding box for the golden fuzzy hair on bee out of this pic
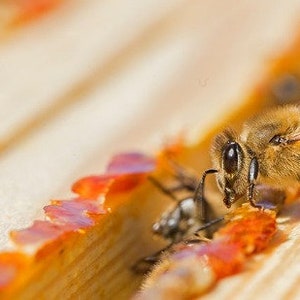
[210,104,300,207]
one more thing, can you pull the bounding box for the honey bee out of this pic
[154,105,300,237]
[207,104,300,209]
[136,105,299,271]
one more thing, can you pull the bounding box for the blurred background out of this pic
[0,0,300,251]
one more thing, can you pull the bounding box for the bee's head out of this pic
[211,129,250,208]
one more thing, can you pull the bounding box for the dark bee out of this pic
[148,165,219,245]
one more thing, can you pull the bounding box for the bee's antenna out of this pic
[193,169,218,221]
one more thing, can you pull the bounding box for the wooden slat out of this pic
[0,2,300,298]
[0,0,184,147]
[1,0,300,250]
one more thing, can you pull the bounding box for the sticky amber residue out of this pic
[196,241,244,279]
[194,206,276,279]
[72,153,156,199]
[0,253,30,290]
[217,208,277,254]
[11,152,155,249]
[10,220,76,246]
[44,198,107,227]
[2,152,156,291]
[108,174,148,194]
[106,152,156,175]
[158,135,185,159]
[50,198,107,215]
[170,207,276,282]
[72,174,147,199]
[72,175,115,200]
[142,205,277,297]
[12,0,62,24]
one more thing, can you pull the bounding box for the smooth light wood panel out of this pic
[0,0,299,262]
[0,0,184,146]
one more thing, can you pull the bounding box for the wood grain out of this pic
[0,1,300,299]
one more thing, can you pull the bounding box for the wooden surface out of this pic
[1,1,300,298]
[200,203,300,300]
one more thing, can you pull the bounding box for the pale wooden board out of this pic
[0,1,299,289]
[0,0,185,144]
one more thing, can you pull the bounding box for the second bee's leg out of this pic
[166,159,198,191]
[148,175,189,201]
[247,157,263,208]
[194,217,224,237]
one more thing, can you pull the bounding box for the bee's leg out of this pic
[166,159,198,191]
[248,182,257,207]
[184,237,211,245]
[247,157,263,208]
[194,216,224,237]
[148,175,188,201]
[193,169,218,222]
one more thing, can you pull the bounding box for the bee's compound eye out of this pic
[222,142,240,174]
